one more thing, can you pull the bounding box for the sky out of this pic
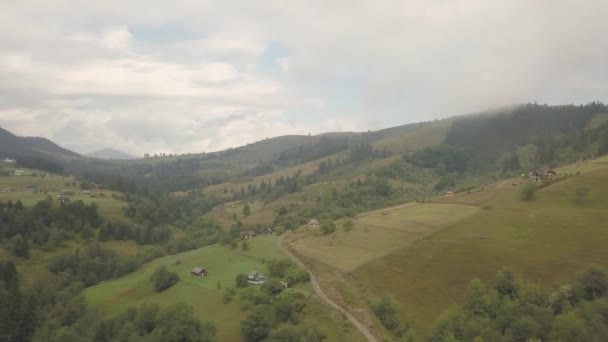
[1,1,607,156]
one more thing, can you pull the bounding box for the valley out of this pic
[2,104,608,341]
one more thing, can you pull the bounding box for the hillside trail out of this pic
[278,232,378,342]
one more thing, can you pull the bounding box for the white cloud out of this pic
[100,28,132,52]
[0,0,607,155]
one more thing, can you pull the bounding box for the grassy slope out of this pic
[280,156,608,338]
[0,168,141,284]
[285,203,480,273]
[85,235,363,341]
[351,156,608,337]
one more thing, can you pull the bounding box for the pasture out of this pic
[285,203,480,272]
[86,234,361,341]
[86,235,284,341]
[352,162,608,337]
[0,172,128,218]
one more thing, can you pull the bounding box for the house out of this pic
[25,185,37,191]
[2,188,15,193]
[529,167,558,182]
[308,219,320,227]
[2,158,16,164]
[240,231,257,239]
[444,189,455,197]
[12,170,25,176]
[264,227,274,235]
[57,194,70,205]
[280,281,289,289]
[248,271,266,285]
[191,267,208,277]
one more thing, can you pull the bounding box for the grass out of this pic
[285,203,480,272]
[0,173,128,218]
[351,161,608,338]
[86,236,284,341]
[281,155,608,338]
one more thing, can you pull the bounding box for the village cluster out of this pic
[443,167,560,197]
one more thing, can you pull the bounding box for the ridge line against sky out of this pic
[0,0,607,156]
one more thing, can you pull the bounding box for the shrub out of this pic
[372,295,402,331]
[236,273,249,288]
[149,266,179,292]
[320,221,336,235]
[343,220,354,231]
[520,183,537,201]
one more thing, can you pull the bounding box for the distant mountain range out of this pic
[86,148,137,160]
[0,127,79,160]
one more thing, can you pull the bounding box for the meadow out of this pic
[352,159,608,337]
[85,235,362,341]
[285,203,480,272]
[280,156,608,338]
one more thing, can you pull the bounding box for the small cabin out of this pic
[191,267,208,277]
[57,194,71,205]
[240,231,257,239]
[248,271,266,285]
[444,190,455,197]
[308,219,320,227]
[529,167,557,182]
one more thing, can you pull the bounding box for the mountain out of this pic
[87,148,137,160]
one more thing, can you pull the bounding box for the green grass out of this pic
[285,203,480,272]
[0,173,128,218]
[351,163,608,338]
[86,236,289,341]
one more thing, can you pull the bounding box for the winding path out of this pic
[278,232,378,342]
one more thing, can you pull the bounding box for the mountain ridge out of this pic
[86,148,137,160]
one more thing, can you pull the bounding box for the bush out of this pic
[343,220,354,231]
[371,295,402,331]
[241,305,274,342]
[520,183,537,201]
[320,221,336,235]
[236,273,249,288]
[149,266,179,292]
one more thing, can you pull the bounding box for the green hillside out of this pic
[86,235,362,341]
[283,155,608,338]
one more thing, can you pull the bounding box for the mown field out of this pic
[351,157,608,337]
[281,156,608,338]
[285,203,480,272]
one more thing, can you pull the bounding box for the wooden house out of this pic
[529,167,558,182]
[191,267,208,277]
[307,219,320,227]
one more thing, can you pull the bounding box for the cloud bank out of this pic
[0,1,606,155]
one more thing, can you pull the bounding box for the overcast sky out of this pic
[1,1,607,156]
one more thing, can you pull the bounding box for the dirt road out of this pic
[278,232,378,342]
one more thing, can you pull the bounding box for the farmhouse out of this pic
[308,219,320,227]
[444,189,455,197]
[248,271,266,285]
[240,231,257,239]
[1,158,16,164]
[529,167,558,182]
[57,194,71,205]
[191,267,208,277]
[2,188,15,193]
[264,227,274,235]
